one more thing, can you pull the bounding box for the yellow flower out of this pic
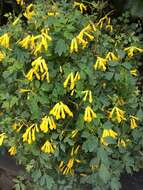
[33,29,52,55]
[70,145,80,157]
[50,101,73,120]
[82,90,93,103]
[0,51,5,61]
[108,106,126,123]
[118,139,126,147]
[130,69,137,76]
[101,129,118,145]
[18,35,32,49]
[41,140,56,153]
[96,15,113,32]
[84,106,96,122]
[71,129,78,138]
[130,115,138,129]
[63,72,80,90]
[106,52,119,61]
[94,56,107,71]
[73,2,87,14]
[0,133,7,146]
[24,4,35,20]
[40,116,56,133]
[12,122,23,133]
[0,33,10,48]
[70,38,78,53]
[25,68,35,81]
[8,146,17,156]
[124,46,143,58]
[70,24,94,53]
[16,0,24,6]
[26,57,50,82]
[59,158,80,175]
[19,88,31,93]
[22,124,39,144]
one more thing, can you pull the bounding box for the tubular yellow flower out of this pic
[84,106,96,122]
[22,124,39,144]
[63,72,80,90]
[8,146,17,156]
[71,129,78,138]
[40,116,56,133]
[0,33,10,48]
[59,158,80,175]
[24,4,35,20]
[50,101,73,120]
[130,115,138,129]
[96,15,113,32]
[94,56,107,71]
[18,35,31,49]
[130,69,137,76]
[25,68,35,81]
[0,133,7,146]
[41,140,56,153]
[82,90,93,103]
[73,2,87,14]
[101,129,118,145]
[118,139,126,147]
[16,0,24,6]
[26,57,50,82]
[70,145,80,156]
[70,38,78,53]
[12,122,23,133]
[106,52,119,61]
[0,51,5,61]
[124,46,143,58]
[108,106,126,123]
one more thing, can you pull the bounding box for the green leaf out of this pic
[98,163,110,183]
[82,135,98,152]
[55,39,67,56]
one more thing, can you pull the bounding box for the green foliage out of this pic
[0,0,143,190]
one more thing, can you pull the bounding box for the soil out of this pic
[121,171,143,190]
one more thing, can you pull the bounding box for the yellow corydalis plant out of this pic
[18,29,52,55]
[50,101,73,120]
[41,140,56,153]
[106,52,119,61]
[73,2,87,14]
[118,139,126,147]
[82,90,93,103]
[24,4,35,20]
[70,24,94,53]
[124,46,143,58]
[40,116,56,133]
[0,51,5,62]
[108,106,126,123]
[84,106,96,122]
[26,57,50,82]
[59,146,80,175]
[16,0,24,6]
[12,122,23,133]
[0,133,7,146]
[101,129,118,145]
[94,56,107,71]
[22,124,39,144]
[130,69,137,76]
[8,145,17,156]
[0,33,10,48]
[130,115,138,129]
[96,14,113,32]
[63,72,80,90]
